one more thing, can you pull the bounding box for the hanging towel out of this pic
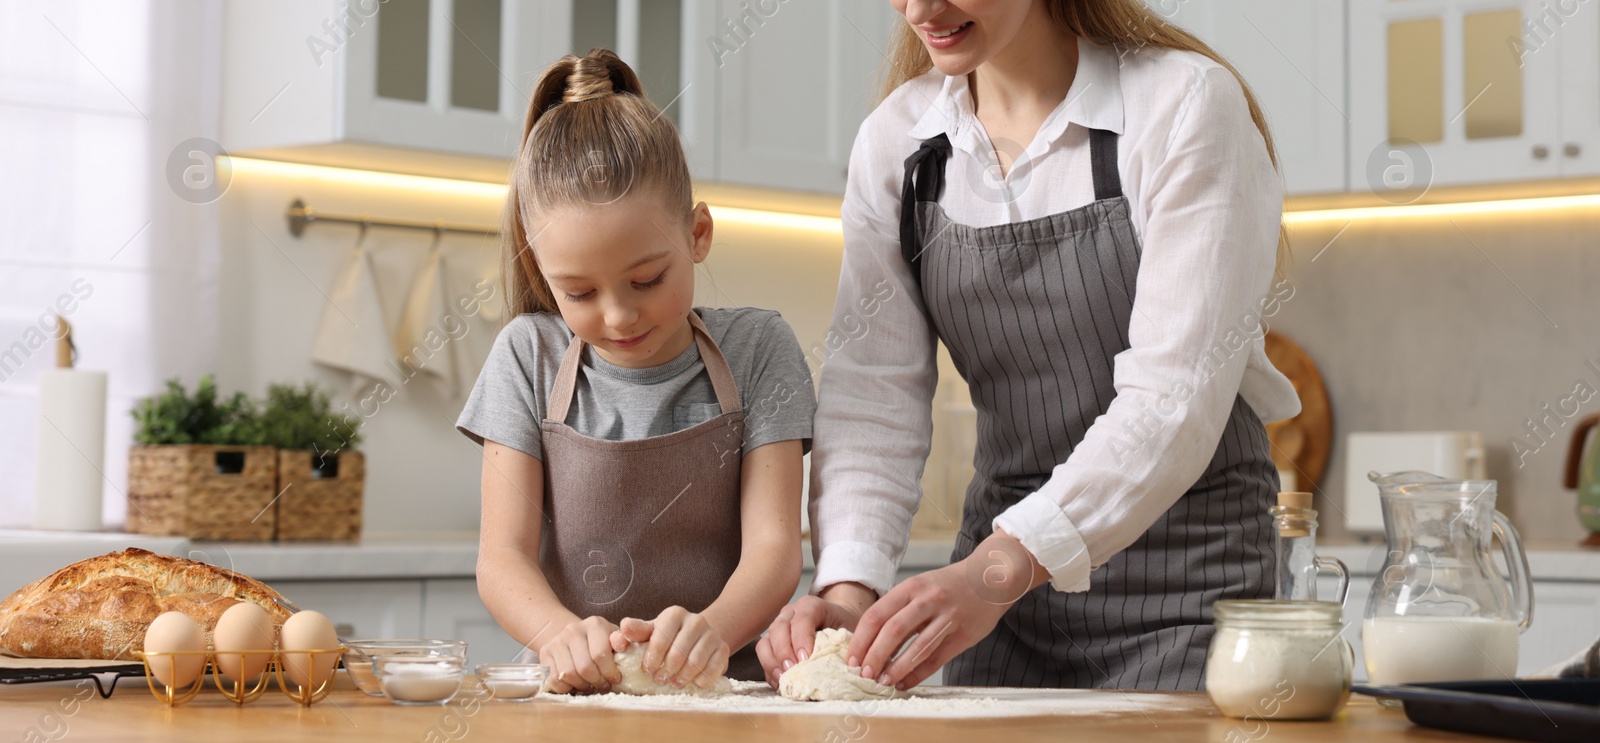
[451,233,505,399]
[311,226,400,397]
[394,232,460,399]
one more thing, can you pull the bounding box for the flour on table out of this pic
[777,628,898,702]
[539,679,1193,718]
[542,642,732,697]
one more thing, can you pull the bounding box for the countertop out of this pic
[4,530,1597,588]
[0,678,1518,743]
[174,533,963,582]
[1316,538,1600,582]
[0,531,961,592]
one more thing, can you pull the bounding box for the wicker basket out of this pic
[274,450,364,541]
[125,445,278,541]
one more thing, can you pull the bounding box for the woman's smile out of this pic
[923,21,975,49]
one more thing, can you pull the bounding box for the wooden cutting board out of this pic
[1264,331,1332,492]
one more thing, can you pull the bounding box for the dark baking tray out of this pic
[0,664,145,698]
[1352,678,1600,743]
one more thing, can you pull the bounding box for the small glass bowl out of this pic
[344,639,468,697]
[475,663,549,702]
[374,655,465,706]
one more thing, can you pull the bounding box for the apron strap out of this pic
[899,129,1124,279]
[545,333,587,424]
[899,133,952,286]
[686,311,742,414]
[544,312,742,424]
[1089,128,1122,201]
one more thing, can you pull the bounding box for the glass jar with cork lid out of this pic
[1269,491,1349,604]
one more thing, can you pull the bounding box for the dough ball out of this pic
[778,628,899,702]
[543,642,732,697]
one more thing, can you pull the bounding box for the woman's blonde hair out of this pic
[881,1,1291,273]
[502,49,694,317]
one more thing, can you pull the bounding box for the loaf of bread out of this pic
[0,548,293,660]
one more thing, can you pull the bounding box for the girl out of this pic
[458,49,815,692]
[758,0,1300,691]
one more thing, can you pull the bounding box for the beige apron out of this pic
[538,312,761,681]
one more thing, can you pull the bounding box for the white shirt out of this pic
[809,38,1302,597]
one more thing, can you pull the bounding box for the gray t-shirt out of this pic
[457,307,815,460]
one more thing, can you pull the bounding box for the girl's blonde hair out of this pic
[880,1,1291,274]
[502,49,693,317]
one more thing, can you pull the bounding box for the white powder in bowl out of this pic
[486,679,541,700]
[380,666,463,704]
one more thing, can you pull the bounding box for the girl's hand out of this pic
[539,616,623,694]
[613,606,729,690]
[754,586,870,688]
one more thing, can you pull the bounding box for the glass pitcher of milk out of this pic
[1362,471,1533,685]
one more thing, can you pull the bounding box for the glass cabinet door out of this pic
[1351,0,1561,190]
[347,0,566,159]
[374,0,505,114]
[575,0,684,127]
[449,0,502,113]
[376,0,430,103]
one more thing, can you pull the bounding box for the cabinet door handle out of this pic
[1565,143,1582,158]
[1533,145,1550,159]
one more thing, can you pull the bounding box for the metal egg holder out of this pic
[132,646,346,707]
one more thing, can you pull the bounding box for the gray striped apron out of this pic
[900,129,1277,691]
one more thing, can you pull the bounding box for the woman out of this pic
[756,0,1300,691]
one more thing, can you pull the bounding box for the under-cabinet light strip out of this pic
[226,157,842,235]
[227,157,1600,231]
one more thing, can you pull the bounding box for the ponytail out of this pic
[501,49,693,317]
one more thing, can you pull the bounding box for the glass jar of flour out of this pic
[1205,600,1352,720]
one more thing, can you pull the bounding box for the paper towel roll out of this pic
[34,369,108,531]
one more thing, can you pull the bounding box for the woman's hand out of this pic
[611,606,730,690]
[538,616,623,694]
[755,582,874,687]
[848,530,1049,690]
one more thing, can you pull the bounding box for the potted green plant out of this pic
[126,375,278,541]
[258,382,365,541]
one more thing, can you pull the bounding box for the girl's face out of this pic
[533,194,712,369]
[891,0,1041,76]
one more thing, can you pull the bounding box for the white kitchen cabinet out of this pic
[422,578,526,669]
[1522,580,1600,673]
[1165,0,1349,195]
[270,579,424,639]
[221,0,571,162]
[583,0,897,192]
[1347,0,1577,189]
[708,0,898,193]
[1558,7,1600,177]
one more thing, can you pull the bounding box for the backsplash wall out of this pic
[215,165,1597,545]
[1275,208,1600,545]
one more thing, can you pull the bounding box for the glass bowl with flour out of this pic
[475,663,549,702]
[375,655,466,706]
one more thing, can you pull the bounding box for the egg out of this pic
[280,610,340,689]
[143,611,205,689]
[213,602,275,683]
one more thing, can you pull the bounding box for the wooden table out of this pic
[0,676,1510,743]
